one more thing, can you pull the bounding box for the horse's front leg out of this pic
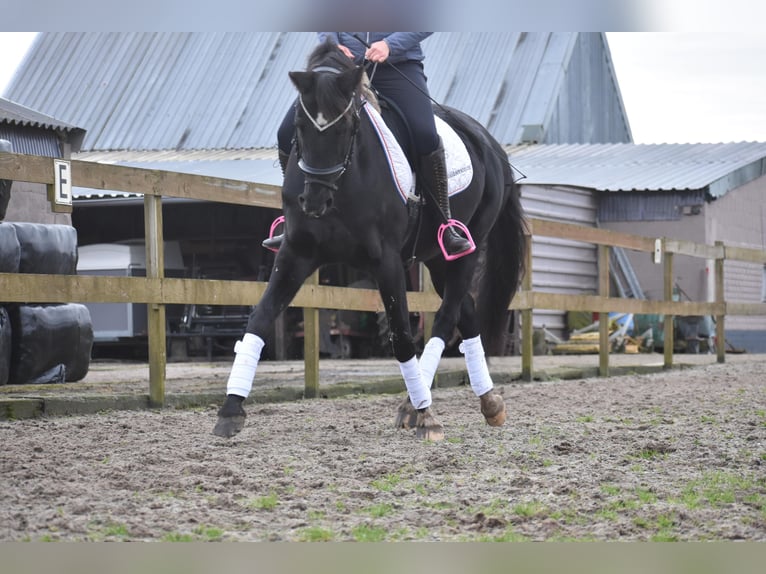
[372,249,444,441]
[213,251,318,438]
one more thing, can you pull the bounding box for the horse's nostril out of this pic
[326,198,333,210]
[298,195,306,206]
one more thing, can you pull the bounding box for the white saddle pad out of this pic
[364,103,473,204]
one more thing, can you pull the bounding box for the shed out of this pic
[511,142,766,352]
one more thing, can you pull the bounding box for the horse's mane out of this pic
[305,40,362,117]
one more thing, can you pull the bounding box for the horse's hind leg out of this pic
[460,336,507,426]
[427,259,506,427]
[372,248,443,441]
[454,297,507,427]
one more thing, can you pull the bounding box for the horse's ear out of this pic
[336,66,364,97]
[289,71,315,94]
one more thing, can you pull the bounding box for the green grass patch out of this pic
[371,472,402,492]
[103,523,130,539]
[162,532,195,542]
[248,492,279,511]
[192,525,224,541]
[351,524,388,542]
[600,484,620,496]
[364,503,394,518]
[635,487,657,504]
[512,500,546,518]
[298,526,334,542]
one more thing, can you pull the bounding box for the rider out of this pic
[264,32,473,259]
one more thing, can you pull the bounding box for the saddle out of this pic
[365,97,474,263]
[366,97,473,203]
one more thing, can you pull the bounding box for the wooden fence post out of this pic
[598,244,610,377]
[663,242,674,370]
[303,270,320,398]
[715,241,726,364]
[144,194,166,407]
[521,231,534,382]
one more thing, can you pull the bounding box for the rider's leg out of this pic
[419,138,473,258]
[262,102,297,250]
[261,149,290,250]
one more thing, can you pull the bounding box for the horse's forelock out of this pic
[302,47,358,117]
[307,41,354,72]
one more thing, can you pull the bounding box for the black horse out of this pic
[214,42,527,440]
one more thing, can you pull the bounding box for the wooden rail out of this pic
[2,152,765,401]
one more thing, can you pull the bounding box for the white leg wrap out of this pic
[399,356,431,410]
[225,333,265,398]
[459,335,494,397]
[419,337,445,389]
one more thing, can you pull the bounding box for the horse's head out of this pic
[289,46,364,218]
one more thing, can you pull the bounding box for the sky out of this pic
[0,31,764,145]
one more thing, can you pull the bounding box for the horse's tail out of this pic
[477,156,528,356]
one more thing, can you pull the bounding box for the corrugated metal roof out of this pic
[509,142,766,196]
[0,96,87,154]
[5,32,630,153]
[0,96,85,134]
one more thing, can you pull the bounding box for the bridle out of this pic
[294,65,361,192]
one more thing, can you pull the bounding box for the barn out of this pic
[4,32,763,353]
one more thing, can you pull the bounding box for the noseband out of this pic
[295,65,361,191]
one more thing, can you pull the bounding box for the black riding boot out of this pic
[262,150,290,251]
[420,139,473,259]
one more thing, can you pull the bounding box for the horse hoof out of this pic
[394,397,418,429]
[415,408,445,441]
[212,396,246,438]
[480,391,506,427]
[212,415,246,438]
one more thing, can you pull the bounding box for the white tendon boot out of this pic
[225,333,266,398]
[419,337,445,388]
[399,356,431,410]
[459,335,494,397]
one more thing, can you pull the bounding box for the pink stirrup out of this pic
[437,220,476,261]
[264,215,285,253]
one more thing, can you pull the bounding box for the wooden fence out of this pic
[2,152,765,405]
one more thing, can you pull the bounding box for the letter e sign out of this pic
[53,159,72,206]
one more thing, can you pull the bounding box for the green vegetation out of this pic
[297,526,334,542]
[248,492,279,510]
[351,524,388,542]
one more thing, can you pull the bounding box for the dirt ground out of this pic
[1,358,765,542]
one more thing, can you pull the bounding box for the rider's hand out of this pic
[365,40,390,63]
[337,44,354,59]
